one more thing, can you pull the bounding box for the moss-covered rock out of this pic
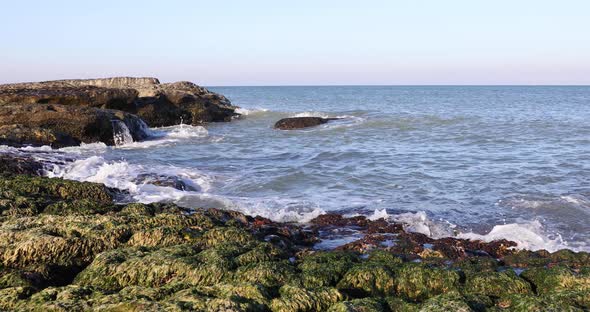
[496,293,583,312]
[299,251,359,288]
[418,294,472,312]
[337,263,396,297]
[394,263,460,302]
[235,261,297,288]
[327,297,386,312]
[464,270,532,298]
[521,266,590,294]
[270,285,344,312]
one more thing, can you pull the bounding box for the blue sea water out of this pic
[25,86,590,251]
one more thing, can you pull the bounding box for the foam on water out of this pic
[235,107,269,116]
[457,221,572,252]
[46,155,213,203]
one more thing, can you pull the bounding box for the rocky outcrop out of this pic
[0,77,238,127]
[274,117,340,130]
[0,104,150,146]
[0,77,238,146]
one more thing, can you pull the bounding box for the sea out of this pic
[5,86,590,252]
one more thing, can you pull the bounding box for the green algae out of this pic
[464,270,532,298]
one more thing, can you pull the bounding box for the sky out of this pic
[1,0,589,85]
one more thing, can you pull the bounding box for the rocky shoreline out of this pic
[0,79,588,311]
[0,152,588,311]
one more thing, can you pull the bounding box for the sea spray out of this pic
[111,120,134,146]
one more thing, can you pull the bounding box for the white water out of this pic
[111,120,134,146]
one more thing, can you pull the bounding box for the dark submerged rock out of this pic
[274,116,340,130]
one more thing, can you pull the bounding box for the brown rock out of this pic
[0,124,79,148]
[0,154,43,175]
[274,117,339,130]
[0,84,138,111]
[0,104,149,146]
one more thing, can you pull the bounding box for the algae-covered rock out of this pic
[394,263,459,302]
[74,244,234,291]
[327,297,386,312]
[337,263,396,297]
[464,270,532,298]
[270,284,344,312]
[299,251,359,288]
[521,266,590,294]
[235,261,297,288]
[0,175,114,204]
[0,286,35,311]
[496,293,583,312]
[418,294,472,312]
[385,297,420,312]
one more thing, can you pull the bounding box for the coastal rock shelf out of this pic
[0,77,238,147]
[0,155,588,311]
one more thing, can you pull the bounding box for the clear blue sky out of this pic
[1,0,589,85]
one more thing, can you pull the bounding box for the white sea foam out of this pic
[164,125,209,138]
[217,196,326,223]
[384,210,580,252]
[46,155,213,203]
[292,111,330,118]
[235,107,269,116]
[368,208,389,221]
[390,211,457,238]
[457,220,572,252]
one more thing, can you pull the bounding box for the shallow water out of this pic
[8,86,590,252]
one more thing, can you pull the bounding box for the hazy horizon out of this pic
[1,0,589,86]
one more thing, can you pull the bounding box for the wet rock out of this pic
[393,263,460,302]
[274,117,340,130]
[234,261,297,288]
[327,297,386,312]
[270,285,344,312]
[464,270,532,297]
[299,251,359,288]
[419,294,473,312]
[496,293,584,311]
[520,266,590,294]
[0,104,149,146]
[337,263,396,297]
[0,154,43,176]
[0,124,80,148]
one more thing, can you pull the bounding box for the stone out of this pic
[0,104,150,146]
[0,154,44,176]
[274,117,340,130]
[0,124,80,148]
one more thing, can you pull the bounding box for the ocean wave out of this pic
[46,155,213,202]
[217,196,326,223]
[357,209,583,252]
[457,221,572,253]
[235,107,270,116]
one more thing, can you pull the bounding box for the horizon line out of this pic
[207,84,590,88]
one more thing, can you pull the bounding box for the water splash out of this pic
[112,120,134,146]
